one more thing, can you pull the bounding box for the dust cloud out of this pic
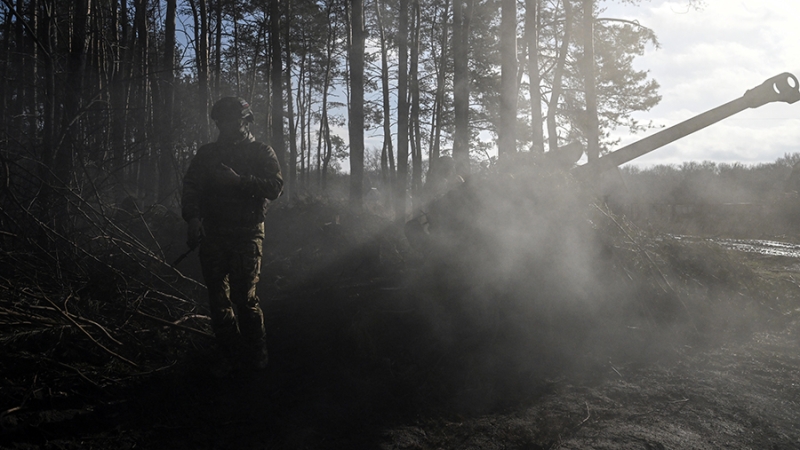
[372,152,785,411]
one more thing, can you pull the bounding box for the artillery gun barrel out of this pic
[575,72,800,176]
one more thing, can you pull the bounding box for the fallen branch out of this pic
[69,313,124,346]
[609,363,623,378]
[576,401,591,428]
[1,406,23,417]
[42,294,139,368]
[63,297,124,346]
[173,314,210,325]
[55,361,103,389]
[134,310,214,339]
[0,306,59,326]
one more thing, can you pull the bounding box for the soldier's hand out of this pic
[214,163,242,187]
[187,217,205,248]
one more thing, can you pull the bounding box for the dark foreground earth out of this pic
[2,210,800,449]
[8,318,800,449]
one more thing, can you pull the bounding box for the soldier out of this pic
[182,97,283,373]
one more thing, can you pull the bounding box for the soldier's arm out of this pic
[181,146,209,222]
[239,144,283,200]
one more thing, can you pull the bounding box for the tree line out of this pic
[0,0,663,230]
[621,154,800,206]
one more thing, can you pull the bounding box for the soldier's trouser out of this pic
[199,225,265,354]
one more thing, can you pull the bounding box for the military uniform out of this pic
[182,121,282,369]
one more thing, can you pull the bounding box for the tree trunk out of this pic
[395,0,409,221]
[56,0,91,188]
[199,0,209,140]
[27,0,40,147]
[133,0,154,202]
[319,4,334,188]
[189,0,209,141]
[348,0,365,208]
[583,0,599,161]
[322,103,333,186]
[306,77,313,188]
[453,0,473,175]
[41,0,55,193]
[547,0,571,152]
[214,0,222,99]
[313,74,320,188]
[1,2,13,142]
[297,41,307,187]
[375,0,394,192]
[269,0,285,171]
[284,7,297,200]
[525,0,544,152]
[233,10,241,94]
[247,21,265,103]
[110,0,130,197]
[157,0,177,205]
[410,0,422,212]
[429,0,449,175]
[13,0,24,137]
[499,0,518,158]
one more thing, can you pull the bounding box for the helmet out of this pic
[210,97,254,122]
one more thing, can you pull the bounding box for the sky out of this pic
[601,0,800,167]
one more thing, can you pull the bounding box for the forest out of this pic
[0,0,664,218]
[3,0,800,448]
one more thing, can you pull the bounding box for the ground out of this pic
[2,200,800,450]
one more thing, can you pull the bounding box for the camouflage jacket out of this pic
[182,134,283,228]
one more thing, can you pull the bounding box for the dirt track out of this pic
[382,321,800,450]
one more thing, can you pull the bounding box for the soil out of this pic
[2,200,800,450]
